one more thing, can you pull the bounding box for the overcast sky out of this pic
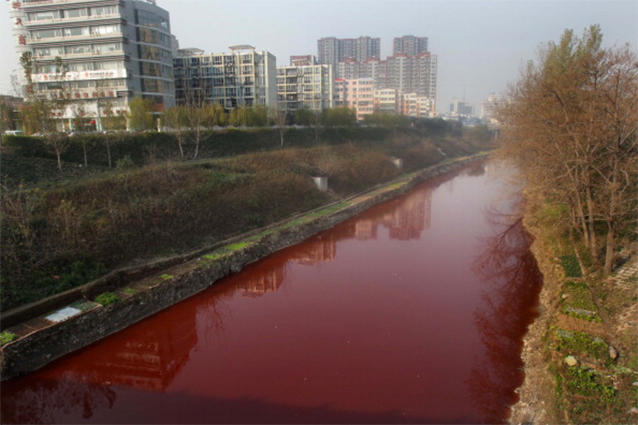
[1,0,636,112]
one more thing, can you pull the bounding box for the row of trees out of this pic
[497,26,637,274]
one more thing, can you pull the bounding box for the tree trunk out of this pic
[585,186,597,259]
[604,220,615,274]
[571,191,590,250]
[604,157,620,274]
[177,134,184,158]
[82,139,88,167]
[192,130,201,159]
[55,149,62,171]
[106,141,112,168]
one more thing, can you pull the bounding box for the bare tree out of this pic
[497,26,637,274]
[164,104,187,158]
[271,107,288,147]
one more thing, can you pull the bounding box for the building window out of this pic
[28,11,58,21]
[64,27,89,37]
[68,45,91,55]
[63,9,87,19]
[91,25,120,36]
[91,6,118,16]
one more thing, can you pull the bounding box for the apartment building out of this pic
[380,52,437,113]
[325,35,437,114]
[334,78,374,121]
[276,62,333,114]
[400,92,433,118]
[9,0,175,129]
[374,89,399,114]
[393,35,428,56]
[384,53,437,100]
[290,55,316,67]
[337,57,384,81]
[173,45,277,109]
[317,36,380,77]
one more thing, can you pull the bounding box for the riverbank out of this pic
[0,154,488,381]
[1,127,490,313]
[509,194,638,424]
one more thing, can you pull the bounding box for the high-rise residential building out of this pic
[317,36,380,77]
[9,0,175,130]
[173,45,277,110]
[317,37,339,70]
[337,57,384,81]
[327,35,437,114]
[393,35,428,56]
[277,62,333,113]
[381,52,437,113]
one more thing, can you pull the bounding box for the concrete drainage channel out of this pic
[0,154,488,381]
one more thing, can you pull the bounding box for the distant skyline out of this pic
[1,0,636,113]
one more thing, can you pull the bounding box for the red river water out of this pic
[1,160,543,424]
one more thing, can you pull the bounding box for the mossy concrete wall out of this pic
[0,155,487,381]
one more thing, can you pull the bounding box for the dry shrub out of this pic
[313,145,400,195]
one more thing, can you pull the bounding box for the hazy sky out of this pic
[1,0,636,112]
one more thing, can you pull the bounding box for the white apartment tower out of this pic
[173,45,277,110]
[9,0,175,130]
[277,62,333,114]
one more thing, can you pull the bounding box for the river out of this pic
[0,159,543,424]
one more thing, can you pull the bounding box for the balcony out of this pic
[33,67,128,83]
[24,14,121,27]
[29,32,127,46]
[68,88,122,100]
[35,49,127,61]
[20,0,121,9]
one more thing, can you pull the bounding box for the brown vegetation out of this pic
[1,128,492,311]
[497,25,637,274]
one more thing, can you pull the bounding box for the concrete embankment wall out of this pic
[0,155,486,381]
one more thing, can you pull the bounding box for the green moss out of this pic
[160,274,174,280]
[225,242,250,251]
[123,287,137,295]
[0,331,18,346]
[202,241,253,262]
[94,292,119,306]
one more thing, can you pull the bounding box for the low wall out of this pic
[0,155,487,381]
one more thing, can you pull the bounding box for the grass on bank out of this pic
[560,280,602,323]
[1,128,491,312]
